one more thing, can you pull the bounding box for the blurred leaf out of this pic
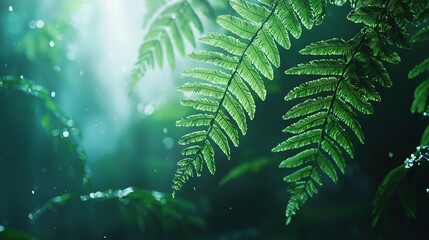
[16,19,75,64]
[0,226,40,240]
[219,157,273,186]
[0,75,90,185]
[31,187,204,232]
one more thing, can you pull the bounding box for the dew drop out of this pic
[51,91,56,98]
[31,190,35,195]
[62,130,69,138]
[49,40,55,47]
[0,225,4,232]
[388,152,393,158]
[144,104,155,115]
[36,20,44,28]
[8,5,13,12]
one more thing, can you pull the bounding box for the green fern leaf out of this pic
[209,124,231,157]
[176,114,214,127]
[255,29,281,67]
[276,1,302,39]
[230,0,270,22]
[178,130,207,145]
[411,78,429,114]
[200,33,247,56]
[266,13,291,50]
[216,110,240,147]
[173,0,330,194]
[274,0,412,224]
[246,44,274,79]
[409,58,429,79]
[285,59,346,76]
[285,77,337,100]
[178,82,225,98]
[412,27,429,43]
[189,51,239,70]
[180,98,219,112]
[229,77,256,118]
[202,141,216,174]
[279,148,318,168]
[347,6,383,27]
[238,58,267,99]
[299,38,350,55]
[132,0,216,85]
[290,0,314,29]
[217,15,259,40]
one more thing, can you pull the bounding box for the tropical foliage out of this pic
[171,0,429,224]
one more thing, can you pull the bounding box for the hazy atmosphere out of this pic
[1,0,428,239]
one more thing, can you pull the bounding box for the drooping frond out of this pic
[371,164,410,227]
[273,0,415,224]
[30,187,204,231]
[0,75,91,186]
[172,0,327,195]
[372,5,429,226]
[131,0,216,85]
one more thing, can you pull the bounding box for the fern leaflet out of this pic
[273,0,414,224]
[172,0,327,195]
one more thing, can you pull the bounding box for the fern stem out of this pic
[189,2,280,173]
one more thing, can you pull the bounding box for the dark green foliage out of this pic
[371,164,413,227]
[131,0,218,85]
[372,9,429,224]
[0,76,90,185]
[0,227,39,240]
[218,157,274,186]
[273,0,415,224]
[172,0,327,195]
[30,187,203,231]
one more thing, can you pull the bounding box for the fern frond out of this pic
[0,76,90,186]
[172,0,328,195]
[132,0,216,85]
[409,5,429,114]
[274,0,413,224]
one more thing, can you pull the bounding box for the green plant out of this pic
[131,0,226,85]
[168,0,429,224]
[172,0,328,196]
[0,75,90,185]
[30,187,204,232]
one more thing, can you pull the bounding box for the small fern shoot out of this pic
[273,0,414,224]
[172,0,327,195]
[131,0,216,86]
